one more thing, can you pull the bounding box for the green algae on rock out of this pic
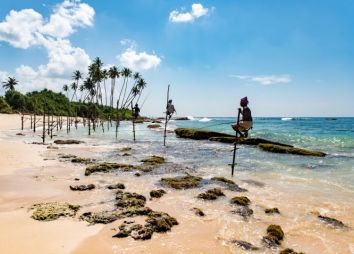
[211,177,235,185]
[85,162,136,176]
[118,206,153,218]
[107,183,125,190]
[30,202,80,221]
[80,211,119,224]
[197,188,225,200]
[116,191,146,208]
[146,211,178,233]
[147,124,161,129]
[265,208,280,214]
[318,215,347,228]
[71,157,94,164]
[262,224,285,248]
[230,196,251,206]
[211,176,247,192]
[175,128,234,140]
[232,240,260,251]
[258,143,326,157]
[141,155,165,165]
[54,139,83,145]
[279,248,306,254]
[231,206,254,219]
[161,174,203,189]
[70,184,95,191]
[150,189,166,198]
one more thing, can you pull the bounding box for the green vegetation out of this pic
[30,202,80,221]
[161,174,203,189]
[0,96,13,113]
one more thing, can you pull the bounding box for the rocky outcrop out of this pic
[161,174,202,189]
[150,189,166,198]
[232,240,260,251]
[318,215,347,228]
[85,162,136,176]
[175,128,234,140]
[230,196,251,206]
[70,184,95,191]
[107,183,125,190]
[175,117,190,120]
[279,249,306,254]
[211,177,247,192]
[197,188,225,200]
[258,143,326,157]
[30,202,80,221]
[192,208,205,216]
[116,190,146,208]
[262,224,285,248]
[265,208,280,214]
[54,139,83,145]
[147,124,161,128]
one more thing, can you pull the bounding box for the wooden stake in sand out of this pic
[42,109,46,144]
[131,102,136,142]
[163,84,170,146]
[231,109,241,176]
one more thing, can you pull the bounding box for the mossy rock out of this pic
[267,224,284,240]
[192,208,205,216]
[233,240,260,251]
[134,119,144,124]
[107,183,125,190]
[197,188,224,200]
[175,128,234,140]
[141,156,165,165]
[85,162,136,176]
[70,184,95,191]
[120,147,132,152]
[118,206,153,218]
[265,208,280,214]
[209,136,294,147]
[230,196,251,206]
[59,154,77,159]
[280,248,306,254]
[231,206,254,219]
[152,120,162,124]
[30,202,80,221]
[113,223,153,240]
[54,139,83,145]
[161,174,202,189]
[150,189,166,198]
[71,157,94,164]
[146,211,178,233]
[258,143,326,157]
[211,176,235,185]
[147,124,161,129]
[80,211,119,224]
[116,191,146,208]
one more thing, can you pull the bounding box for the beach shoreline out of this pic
[0,113,353,254]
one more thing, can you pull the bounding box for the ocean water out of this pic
[50,116,354,193]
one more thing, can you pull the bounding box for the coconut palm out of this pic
[118,67,132,109]
[70,82,78,101]
[72,70,82,101]
[2,77,19,91]
[108,66,119,108]
[62,84,69,98]
[101,69,108,106]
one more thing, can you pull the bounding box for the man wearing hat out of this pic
[232,97,253,137]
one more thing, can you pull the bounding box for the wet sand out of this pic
[0,113,353,254]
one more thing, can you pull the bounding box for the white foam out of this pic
[281,117,293,121]
[187,116,195,120]
[199,117,212,122]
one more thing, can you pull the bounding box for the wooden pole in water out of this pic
[131,102,136,142]
[21,114,24,130]
[115,100,119,139]
[163,84,170,146]
[231,109,241,176]
[42,109,46,144]
[30,115,33,129]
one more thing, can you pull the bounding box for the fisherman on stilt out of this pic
[132,103,140,119]
[232,97,253,138]
[166,99,176,121]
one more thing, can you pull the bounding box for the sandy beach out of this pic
[0,113,353,254]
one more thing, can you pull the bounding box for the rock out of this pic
[262,224,284,248]
[16,133,25,136]
[197,188,225,200]
[134,119,144,124]
[192,208,205,216]
[107,183,125,190]
[209,137,293,147]
[147,124,161,129]
[175,128,234,140]
[130,225,154,240]
[231,206,254,219]
[74,178,80,181]
[175,117,190,120]
[118,206,152,218]
[80,211,119,224]
[134,172,141,177]
[141,155,165,165]
[85,162,136,176]
[211,177,247,192]
[161,174,203,189]
[146,211,178,233]
[116,191,146,208]
[122,153,131,156]
[54,139,83,145]
[59,154,77,159]
[70,184,95,191]
[30,202,80,221]
[150,189,166,198]
[71,157,94,164]
[318,215,347,228]
[241,179,265,187]
[265,208,280,214]
[258,143,326,157]
[279,248,306,254]
[47,145,59,149]
[230,196,251,206]
[232,240,259,251]
[152,120,162,123]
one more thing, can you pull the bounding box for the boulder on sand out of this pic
[258,143,326,157]
[175,128,234,140]
[54,139,83,145]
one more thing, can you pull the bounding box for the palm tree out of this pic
[72,70,82,101]
[62,84,69,98]
[108,66,119,108]
[101,69,108,106]
[2,77,18,91]
[70,82,78,101]
[89,57,104,105]
[118,67,132,109]
[79,84,85,102]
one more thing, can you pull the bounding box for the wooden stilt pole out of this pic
[21,114,24,130]
[131,102,136,142]
[30,115,33,129]
[163,84,170,146]
[33,114,36,133]
[231,109,241,176]
[42,109,46,144]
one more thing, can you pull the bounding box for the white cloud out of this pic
[230,74,291,85]
[118,47,161,71]
[0,0,94,92]
[169,3,209,23]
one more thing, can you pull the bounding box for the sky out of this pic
[0,0,353,117]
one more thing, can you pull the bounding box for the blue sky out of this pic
[0,0,353,117]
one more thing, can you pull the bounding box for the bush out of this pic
[0,96,13,113]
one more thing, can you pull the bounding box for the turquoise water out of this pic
[36,117,354,192]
